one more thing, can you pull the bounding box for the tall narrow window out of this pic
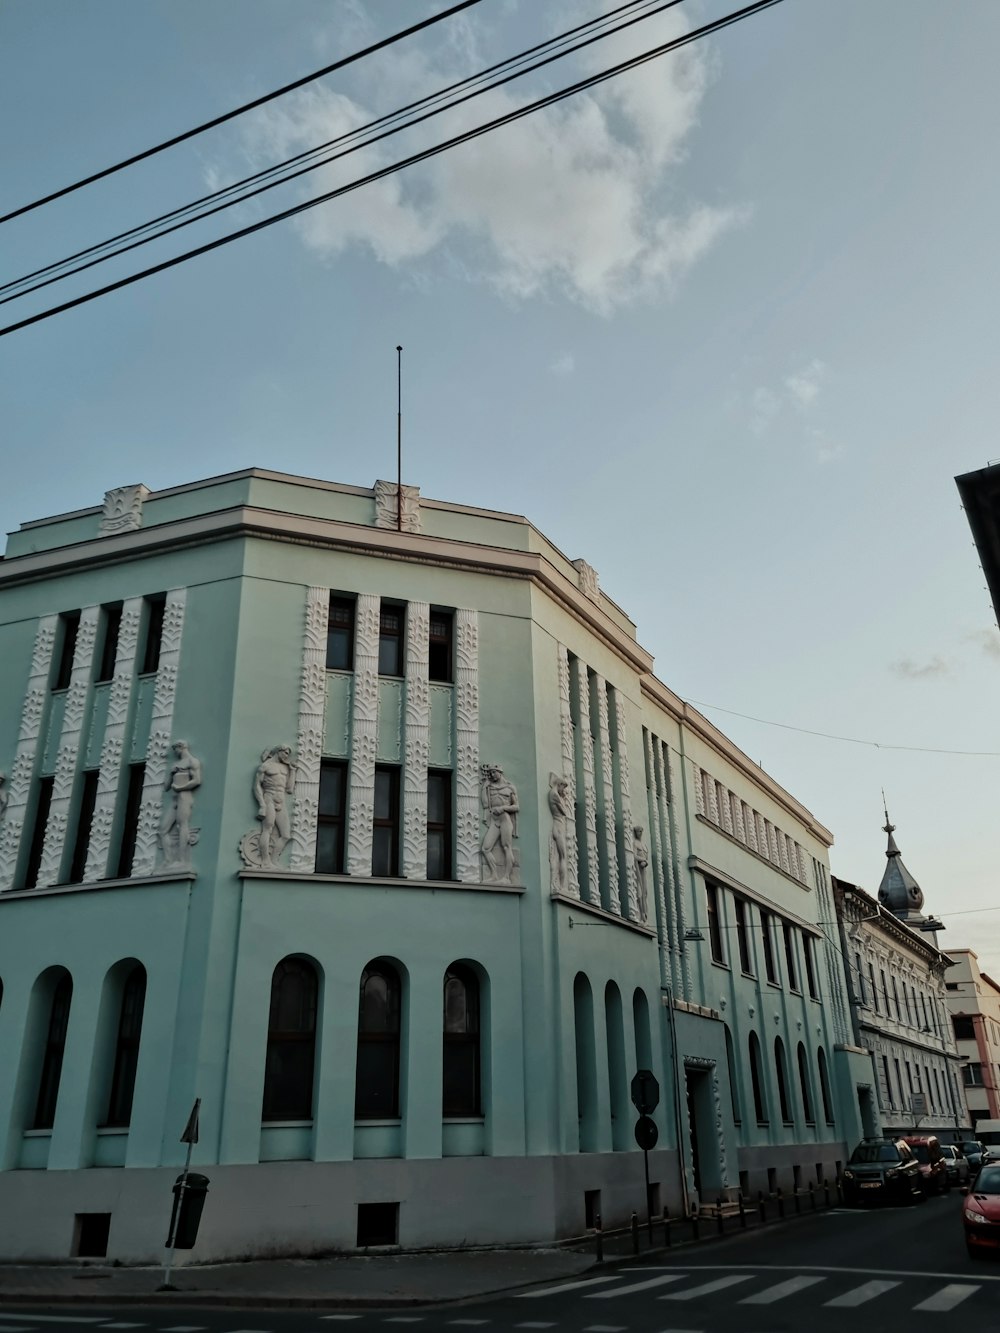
[53,612,80,690]
[892,975,902,1020]
[140,595,166,675]
[24,776,54,890]
[443,965,481,1116]
[95,604,122,684]
[426,770,452,880]
[68,770,100,884]
[378,604,404,676]
[818,1047,835,1123]
[882,1054,893,1108]
[803,934,818,999]
[315,761,347,873]
[735,899,753,974]
[372,767,400,877]
[428,611,453,683]
[855,953,866,1006]
[760,911,778,984]
[706,882,726,964]
[326,596,355,671]
[868,962,880,1013]
[262,957,318,1122]
[105,966,147,1127]
[797,1043,814,1122]
[775,1038,792,1123]
[782,924,798,991]
[749,1032,768,1123]
[355,961,401,1119]
[33,974,73,1129]
[116,764,145,879]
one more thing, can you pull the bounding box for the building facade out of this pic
[833,821,967,1141]
[945,949,1000,1128]
[0,471,870,1263]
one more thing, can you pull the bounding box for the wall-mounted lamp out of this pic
[684,927,705,942]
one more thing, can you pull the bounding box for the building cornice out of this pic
[687,855,822,937]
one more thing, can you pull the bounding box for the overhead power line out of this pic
[0,0,784,339]
[0,0,484,227]
[0,0,681,304]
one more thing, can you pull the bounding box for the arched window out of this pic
[749,1032,767,1124]
[33,973,73,1130]
[574,973,598,1151]
[817,1046,835,1123]
[105,965,147,1127]
[605,982,628,1151]
[632,988,652,1071]
[356,960,401,1119]
[443,964,480,1117]
[774,1037,792,1123]
[796,1042,814,1123]
[262,957,318,1122]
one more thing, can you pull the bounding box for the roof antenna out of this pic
[881,787,894,834]
[396,344,403,533]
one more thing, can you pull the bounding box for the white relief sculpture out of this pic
[572,558,600,603]
[159,741,202,869]
[454,609,481,883]
[36,607,100,888]
[595,677,621,914]
[633,825,650,922]
[548,772,572,894]
[480,764,520,886]
[288,587,328,873]
[402,602,430,879]
[0,616,58,891]
[83,599,142,882]
[555,646,579,897]
[131,589,186,877]
[99,484,151,536]
[241,745,297,869]
[373,480,421,533]
[0,773,7,822]
[573,660,600,906]
[712,1067,730,1188]
[346,593,380,876]
[615,692,638,919]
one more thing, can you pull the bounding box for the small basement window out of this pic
[584,1189,601,1229]
[74,1213,110,1258]
[357,1202,399,1248]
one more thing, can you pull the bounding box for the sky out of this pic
[2,0,999,970]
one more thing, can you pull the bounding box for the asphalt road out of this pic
[1,1195,996,1333]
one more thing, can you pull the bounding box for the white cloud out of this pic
[966,628,1000,660]
[750,386,781,436]
[230,5,743,312]
[785,358,827,408]
[550,352,575,376]
[889,655,953,680]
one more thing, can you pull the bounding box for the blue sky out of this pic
[3,0,999,969]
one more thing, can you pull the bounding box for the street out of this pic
[0,1195,996,1333]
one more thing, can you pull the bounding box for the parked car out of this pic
[960,1140,986,1171]
[963,1163,1000,1257]
[942,1144,971,1187]
[842,1139,923,1205]
[903,1135,950,1195]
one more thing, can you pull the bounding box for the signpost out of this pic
[159,1098,201,1292]
[631,1070,660,1239]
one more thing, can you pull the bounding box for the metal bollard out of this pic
[777,1187,785,1219]
[663,1207,672,1248]
[809,1182,816,1212]
[758,1190,766,1223]
[716,1195,725,1236]
[631,1210,639,1256]
[824,1179,831,1208]
[739,1193,747,1229]
[794,1187,801,1215]
[691,1210,700,1242]
[594,1211,603,1264]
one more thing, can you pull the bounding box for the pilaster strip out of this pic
[615,692,638,920]
[454,609,480,883]
[131,590,186,877]
[595,676,621,915]
[574,660,600,906]
[83,599,143,882]
[671,749,693,999]
[346,593,380,877]
[36,606,100,887]
[289,587,328,873]
[0,616,58,891]
[556,645,579,898]
[644,730,672,988]
[402,602,430,879]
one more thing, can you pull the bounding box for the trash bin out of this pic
[166,1172,210,1250]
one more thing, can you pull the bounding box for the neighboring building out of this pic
[956,462,1000,624]
[0,470,870,1263]
[945,949,1000,1128]
[833,818,967,1141]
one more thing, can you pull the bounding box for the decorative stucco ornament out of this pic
[99,484,151,536]
[240,746,297,869]
[480,763,520,886]
[547,772,572,894]
[159,740,202,870]
[572,559,600,603]
[0,772,7,822]
[374,480,420,533]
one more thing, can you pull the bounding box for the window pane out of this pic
[262,1040,315,1120]
[318,764,344,816]
[428,613,452,683]
[355,1039,399,1118]
[360,968,400,1033]
[444,977,469,1034]
[327,598,355,671]
[427,830,446,881]
[372,826,394,877]
[374,770,393,821]
[427,773,447,823]
[315,823,343,875]
[378,635,401,676]
[443,1042,480,1116]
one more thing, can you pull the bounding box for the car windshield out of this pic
[975,1167,1000,1194]
[850,1144,899,1163]
[910,1144,930,1163]
[961,1142,981,1155]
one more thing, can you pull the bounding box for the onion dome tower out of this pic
[877,806,925,923]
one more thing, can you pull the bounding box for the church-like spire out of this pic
[877,799,925,920]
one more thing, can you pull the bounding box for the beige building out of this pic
[945,949,1000,1127]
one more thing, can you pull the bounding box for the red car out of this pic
[964,1163,1000,1258]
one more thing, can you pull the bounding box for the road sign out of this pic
[631,1069,660,1115]
[910,1093,927,1116]
[634,1115,659,1150]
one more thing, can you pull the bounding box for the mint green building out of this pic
[0,471,870,1262]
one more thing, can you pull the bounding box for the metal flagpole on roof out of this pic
[396,345,403,533]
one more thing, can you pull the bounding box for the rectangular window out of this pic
[326,596,355,671]
[735,898,753,974]
[706,882,726,965]
[892,976,902,1020]
[803,934,819,999]
[426,770,452,880]
[882,1055,893,1108]
[139,595,166,675]
[760,911,778,985]
[783,923,799,991]
[116,764,146,878]
[68,770,100,884]
[24,776,55,889]
[95,604,122,684]
[53,612,80,691]
[428,611,453,683]
[965,1063,985,1087]
[315,761,347,873]
[868,962,880,1013]
[894,1058,903,1103]
[378,605,404,677]
[372,766,400,877]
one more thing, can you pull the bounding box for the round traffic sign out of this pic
[634,1115,659,1150]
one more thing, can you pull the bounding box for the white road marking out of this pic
[515,1323,557,1329]
[740,1275,826,1304]
[517,1275,621,1298]
[912,1284,980,1312]
[586,1275,687,1299]
[825,1279,899,1307]
[321,1320,361,1324]
[661,1275,754,1300]
[0,1321,105,1326]
[383,1320,424,1325]
[101,1324,145,1329]
[0,1325,38,1331]
[162,1327,207,1331]
[633,1263,1000,1283]
[583,1325,627,1330]
[448,1322,490,1327]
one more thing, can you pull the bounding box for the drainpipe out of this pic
[665,983,692,1218]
